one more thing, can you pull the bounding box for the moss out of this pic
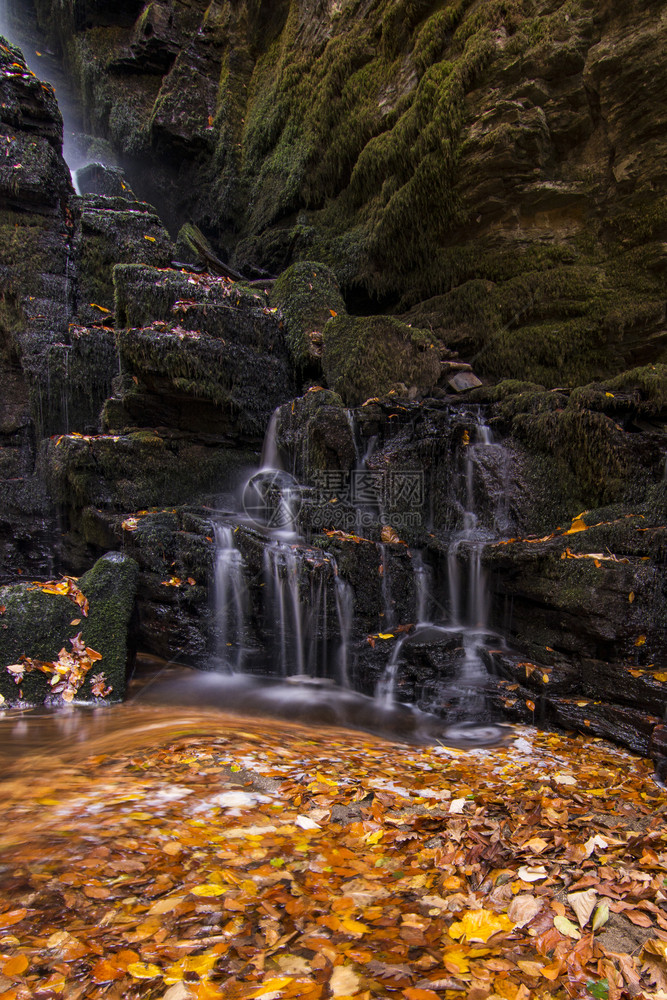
[0,553,138,705]
[321,314,441,405]
[75,552,139,701]
[269,261,346,372]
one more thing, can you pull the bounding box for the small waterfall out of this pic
[260,407,281,471]
[263,543,305,676]
[334,576,354,687]
[214,525,247,671]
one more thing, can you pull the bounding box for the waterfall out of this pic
[376,407,506,716]
[213,525,247,671]
[213,406,356,685]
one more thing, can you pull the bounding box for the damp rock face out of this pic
[27,0,667,388]
[0,551,139,705]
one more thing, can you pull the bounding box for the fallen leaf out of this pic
[517,866,547,882]
[330,966,360,995]
[567,888,597,928]
[127,962,162,979]
[508,894,543,928]
[554,915,581,939]
[449,909,513,943]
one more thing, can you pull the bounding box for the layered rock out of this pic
[27,0,667,387]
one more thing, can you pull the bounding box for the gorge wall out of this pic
[0,0,665,764]
[27,0,667,384]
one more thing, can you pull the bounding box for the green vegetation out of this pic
[322,314,440,405]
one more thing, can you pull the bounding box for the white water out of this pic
[377,408,507,711]
[214,406,355,684]
[0,0,89,180]
[214,524,248,671]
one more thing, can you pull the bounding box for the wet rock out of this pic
[80,507,215,663]
[274,389,356,481]
[0,551,138,705]
[322,315,441,406]
[74,162,136,199]
[448,371,483,393]
[43,430,255,521]
[77,195,174,323]
[269,261,346,374]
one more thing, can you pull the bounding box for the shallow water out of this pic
[0,658,512,772]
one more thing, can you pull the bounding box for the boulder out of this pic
[322,315,441,406]
[0,551,138,705]
[269,261,346,373]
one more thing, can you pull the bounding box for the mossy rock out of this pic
[0,552,138,706]
[322,314,440,405]
[269,261,346,372]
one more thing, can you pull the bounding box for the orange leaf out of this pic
[0,910,27,928]
[3,955,28,977]
[404,991,440,1000]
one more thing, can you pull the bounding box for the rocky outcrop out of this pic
[0,551,139,705]
[27,0,667,388]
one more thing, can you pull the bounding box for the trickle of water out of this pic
[263,543,305,677]
[334,576,354,687]
[260,408,281,471]
[411,550,432,625]
[214,524,248,671]
[379,544,396,629]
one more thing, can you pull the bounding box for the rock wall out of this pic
[0,18,665,769]
[28,0,667,387]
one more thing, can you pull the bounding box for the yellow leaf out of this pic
[629,591,635,603]
[554,914,581,939]
[249,977,293,997]
[89,303,111,313]
[592,902,609,931]
[127,962,162,979]
[442,947,470,973]
[634,635,646,646]
[652,672,667,682]
[70,618,81,626]
[565,511,589,534]
[462,430,470,446]
[365,830,382,844]
[339,916,370,936]
[448,909,513,943]
[191,884,226,897]
[144,235,156,242]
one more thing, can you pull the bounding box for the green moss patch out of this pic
[322,314,440,405]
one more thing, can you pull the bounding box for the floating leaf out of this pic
[3,954,28,976]
[190,884,226,897]
[127,962,162,979]
[330,966,360,995]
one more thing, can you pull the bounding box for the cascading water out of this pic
[213,407,354,687]
[376,408,509,721]
[213,524,248,671]
[0,0,86,178]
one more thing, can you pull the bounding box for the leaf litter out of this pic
[0,713,665,1000]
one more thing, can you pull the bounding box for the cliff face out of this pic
[32,0,667,385]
